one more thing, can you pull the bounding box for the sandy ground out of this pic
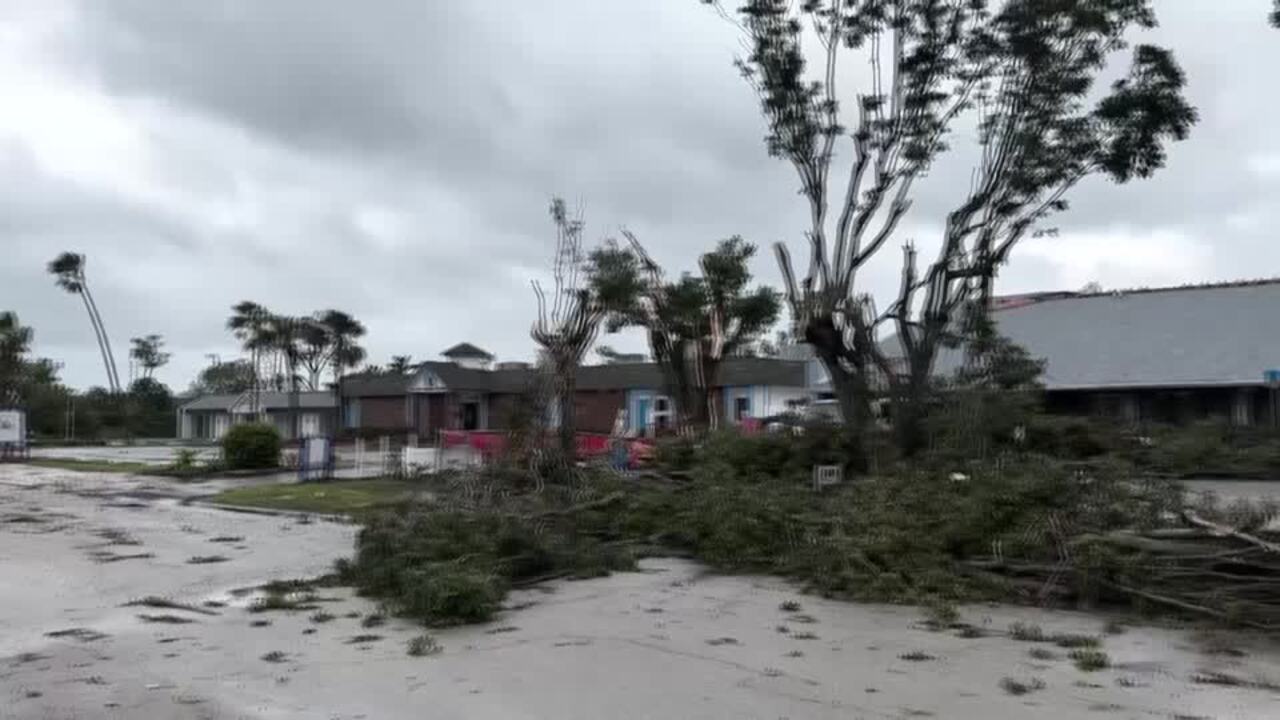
[3,464,1280,719]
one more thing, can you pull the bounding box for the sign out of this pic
[812,464,843,491]
[0,409,25,444]
[297,436,335,482]
[1265,370,1280,388]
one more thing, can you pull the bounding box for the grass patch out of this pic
[1028,647,1058,661]
[44,628,107,642]
[407,634,441,657]
[706,637,739,646]
[346,634,383,644]
[1009,622,1046,642]
[89,551,155,563]
[208,535,244,543]
[137,614,195,624]
[123,597,217,616]
[95,528,142,546]
[898,651,936,662]
[791,631,820,640]
[361,613,386,628]
[1052,633,1101,649]
[260,651,288,663]
[25,458,154,474]
[210,479,420,515]
[248,593,319,613]
[1000,676,1046,696]
[1070,649,1111,671]
[309,611,336,624]
[186,555,229,565]
[779,600,803,612]
[923,599,960,630]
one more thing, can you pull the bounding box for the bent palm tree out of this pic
[48,252,120,393]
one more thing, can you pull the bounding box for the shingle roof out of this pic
[248,391,337,410]
[441,342,493,359]
[911,279,1280,390]
[342,357,807,396]
[340,371,412,396]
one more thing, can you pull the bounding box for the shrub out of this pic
[1070,648,1110,671]
[221,423,281,470]
[407,633,441,656]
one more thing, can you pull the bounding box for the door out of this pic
[301,413,321,438]
[635,398,651,432]
[462,402,479,431]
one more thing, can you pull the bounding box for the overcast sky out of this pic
[2,1,1278,392]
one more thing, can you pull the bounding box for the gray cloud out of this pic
[2,0,1278,390]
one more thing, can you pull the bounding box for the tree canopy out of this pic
[590,235,780,430]
[711,0,1195,453]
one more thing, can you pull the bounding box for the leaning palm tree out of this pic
[318,310,366,436]
[388,355,413,374]
[48,252,120,393]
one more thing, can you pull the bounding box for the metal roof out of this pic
[915,280,1280,390]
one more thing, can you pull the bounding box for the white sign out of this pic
[0,409,25,444]
[812,464,843,490]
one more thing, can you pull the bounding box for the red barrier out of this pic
[438,430,654,467]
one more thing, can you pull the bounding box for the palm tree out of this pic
[227,301,271,416]
[261,314,305,440]
[318,310,366,435]
[389,355,413,374]
[48,252,120,393]
[0,311,33,404]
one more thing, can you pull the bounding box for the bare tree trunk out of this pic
[557,360,576,461]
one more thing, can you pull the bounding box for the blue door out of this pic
[636,398,651,431]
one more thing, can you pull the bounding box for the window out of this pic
[653,397,671,430]
[462,402,479,430]
[734,396,751,422]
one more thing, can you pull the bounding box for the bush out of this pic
[221,423,281,470]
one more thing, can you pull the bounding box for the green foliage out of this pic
[128,334,169,378]
[715,0,1195,448]
[221,423,281,470]
[589,235,780,428]
[190,358,255,395]
[342,478,637,626]
[1070,648,1111,671]
[406,633,441,657]
[340,421,1187,629]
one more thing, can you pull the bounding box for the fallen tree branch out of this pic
[1181,511,1280,554]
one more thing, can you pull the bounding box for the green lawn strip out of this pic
[208,480,418,515]
[25,458,156,474]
